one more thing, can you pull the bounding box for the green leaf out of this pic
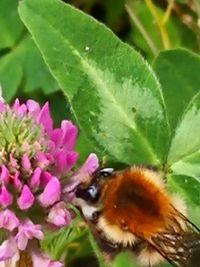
[0,35,58,101]
[168,91,200,165]
[168,174,200,207]
[170,151,200,178]
[0,0,24,50]
[19,0,170,166]
[0,0,58,101]
[113,252,139,267]
[167,174,200,229]
[153,48,200,133]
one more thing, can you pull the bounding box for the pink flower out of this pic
[38,177,61,207]
[31,248,64,267]
[63,153,99,200]
[0,165,9,184]
[47,202,72,227]
[0,210,19,231]
[0,97,98,265]
[0,238,17,261]
[0,186,13,208]
[17,185,35,210]
[15,220,44,250]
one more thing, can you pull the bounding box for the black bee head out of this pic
[75,167,114,203]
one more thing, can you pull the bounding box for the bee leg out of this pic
[93,234,122,262]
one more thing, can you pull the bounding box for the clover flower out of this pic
[0,98,99,267]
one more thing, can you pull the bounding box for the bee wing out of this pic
[149,213,200,267]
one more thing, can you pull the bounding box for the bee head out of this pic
[75,168,114,203]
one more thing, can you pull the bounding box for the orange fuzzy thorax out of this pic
[100,167,173,239]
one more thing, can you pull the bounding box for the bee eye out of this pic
[97,168,114,178]
[76,184,100,203]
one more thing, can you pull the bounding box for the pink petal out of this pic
[16,220,44,250]
[13,100,27,117]
[0,238,17,261]
[40,171,53,188]
[0,209,19,231]
[61,120,78,150]
[26,100,41,118]
[0,165,9,185]
[31,249,63,267]
[50,129,62,147]
[54,150,78,174]
[63,153,99,194]
[29,168,42,189]
[13,171,22,191]
[9,155,17,169]
[79,153,99,175]
[21,154,31,172]
[47,202,72,227]
[35,152,50,169]
[37,103,53,134]
[0,101,4,113]
[0,251,20,267]
[18,104,27,117]
[12,99,20,111]
[0,186,13,207]
[17,185,34,210]
[38,177,61,208]
[47,140,55,152]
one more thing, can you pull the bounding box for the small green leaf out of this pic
[153,48,200,133]
[19,0,170,166]
[170,151,200,179]
[168,174,200,208]
[0,54,23,101]
[168,91,200,165]
[0,36,58,101]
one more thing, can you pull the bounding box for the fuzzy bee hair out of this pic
[74,166,200,267]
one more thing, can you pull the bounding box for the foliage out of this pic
[0,0,200,266]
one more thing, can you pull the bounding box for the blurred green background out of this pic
[1,0,200,266]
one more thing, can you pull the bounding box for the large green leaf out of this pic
[153,49,200,133]
[19,0,170,166]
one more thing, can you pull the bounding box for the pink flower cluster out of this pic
[0,99,98,266]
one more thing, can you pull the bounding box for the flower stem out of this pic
[17,251,33,267]
[162,0,174,25]
[89,233,109,267]
[145,0,171,49]
[125,3,158,56]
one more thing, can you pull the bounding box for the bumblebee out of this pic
[73,166,200,267]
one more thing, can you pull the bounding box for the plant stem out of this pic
[125,4,158,56]
[163,0,174,25]
[145,0,171,49]
[89,233,108,267]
